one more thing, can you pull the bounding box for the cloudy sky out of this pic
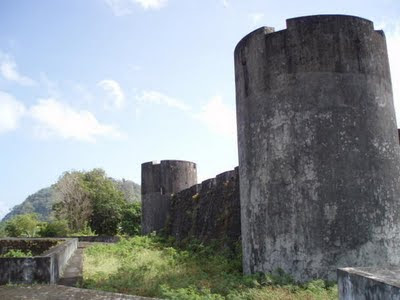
[1,0,399,218]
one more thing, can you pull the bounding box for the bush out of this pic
[120,202,141,236]
[1,249,33,258]
[38,220,69,237]
[69,222,97,236]
[0,222,6,237]
[4,214,40,237]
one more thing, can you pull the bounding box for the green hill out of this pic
[1,179,141,223]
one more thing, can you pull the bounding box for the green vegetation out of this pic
[4,213,40,237]
[1,172,140,224]
[120,202,141,236]
[38,220,70,237]
[52,168,141,235]
[2,187,54,223]
[83,236,337,299]
[81,169,127,235]
[0,222,6,237]
[0,249,33,258]
[1,169,142,238]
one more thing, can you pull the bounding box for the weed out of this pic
[82,236,337,299]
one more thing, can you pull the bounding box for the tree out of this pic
[38,220,69,237]
[53,168,128,235]
[53,171,92,232]
[4,213,40,237]
[121,202,141,236]
[82,169,126,235]
[0,222,6,237]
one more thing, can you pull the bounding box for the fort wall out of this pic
[235,14,400,281]
[141,160,197,235]
[165,168,240,245]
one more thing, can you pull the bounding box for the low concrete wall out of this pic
[68,236,120,243]
[0,238,78,285]
[44,238,78,282]
[0,238,59,256]
[338,267,400,299]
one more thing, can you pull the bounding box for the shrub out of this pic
[1,249,33,258]
[120,202,141,236]
[0,222,6,237]
[4,214,40,237]
[38,220,69,237]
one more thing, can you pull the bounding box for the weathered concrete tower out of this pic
[235,15,400,281]
[141,160,197,235]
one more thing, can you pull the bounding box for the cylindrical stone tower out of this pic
[141,160,197,235]
[235,15,400,281]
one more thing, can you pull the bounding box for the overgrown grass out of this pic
[82,236,337,299]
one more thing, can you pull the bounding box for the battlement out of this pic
[165,167,240,244]
[173,167,239,197]
[141,160,197,234]
[235,15,389,89]
[141,160,197,195]
[235,14,400,281]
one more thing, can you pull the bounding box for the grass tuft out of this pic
[82,236,337,299]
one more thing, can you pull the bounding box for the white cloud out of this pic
[221,0,229,8]
[104,0,167,16]
[136,90,190,111]
[135,0,167,9]
[30,98,122,142]
[98,79,125,109]
[195,95,236,138]
[104,0,133,16]
[0,91,26,134]
[249,13,264,25]
[0,52,35,86]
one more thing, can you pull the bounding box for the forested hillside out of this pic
[1,178,140,222]
[2,187,55,222]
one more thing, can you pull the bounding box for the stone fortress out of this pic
[141,14,400,286]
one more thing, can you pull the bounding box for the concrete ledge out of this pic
[0,284,159,299]
[68,236,120,243]
[0,238,78,285]
[338,267,400,299]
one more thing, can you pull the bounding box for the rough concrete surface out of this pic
[57,242,92,287]
[0,285,158,300]
[338,267,400,299]
[165,168,241,244]
[0,238,77,285]
[141,160,197,234]
[235,14,400,281]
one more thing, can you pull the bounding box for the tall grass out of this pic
[82,236,337,299]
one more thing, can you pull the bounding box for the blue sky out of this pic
[1,0,399,218]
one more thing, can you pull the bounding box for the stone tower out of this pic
[141,160,197,235]
[234,15,400,281]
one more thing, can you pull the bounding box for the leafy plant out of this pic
[82,236,338,299]
[120,202,141,236]
[38,220,70,237]
[1,249,33,258]
[4,213,40,237]
[69,222,97,236]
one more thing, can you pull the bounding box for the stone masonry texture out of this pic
[235,15,400,281]
[141,160,197,235]
[165,168,241,245]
